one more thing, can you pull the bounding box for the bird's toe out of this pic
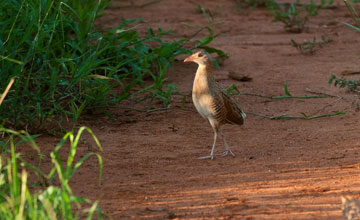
[218,150,235,157]
[198,155,214,160]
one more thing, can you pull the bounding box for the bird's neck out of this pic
[195,63,214,81]
[193,63,215,94]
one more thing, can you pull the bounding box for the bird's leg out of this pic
[217,130,235,157]
[198,131,217,160]
[198,120,218,160]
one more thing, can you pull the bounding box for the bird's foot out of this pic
[198,155,214,160]
[217,150,235,157]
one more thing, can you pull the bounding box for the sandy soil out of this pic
[34,0,360,219]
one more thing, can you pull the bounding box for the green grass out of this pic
[266,0,333,33]
[344,0,360,30]
[235,0,334,32]
[227,83,345,120]
[0,126,104,219]
[0,0,187,131]
[227,82,332,99]
[0,0,227,132]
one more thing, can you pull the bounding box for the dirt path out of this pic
[37,0,360,219]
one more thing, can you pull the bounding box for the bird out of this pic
[184,51,246,160]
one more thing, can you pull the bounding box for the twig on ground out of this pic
[246,111,345,119]
[341,70,360,76]
[241,92,272,99]
[272,95,331,99]
[305,88,338,98]
[180,22,224,39]
[113,105,196,113]
[173,91,191,97]
[314,97,342,114]
[238,92,331,99]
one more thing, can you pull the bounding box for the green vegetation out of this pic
[0,126,103,219]
[266,0,333,33]
[329,74,360,93]
[1,0,228,132]
[329,0,360,93]
[194,3,220,22]
[344,0,360,30]
[234,0,333,32]
[228,83,344,119]
[290,36,332,54]
[0,0,191,131]
[227,82,332,99]
[187,3,228,65]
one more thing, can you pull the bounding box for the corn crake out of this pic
[184,51,246,160]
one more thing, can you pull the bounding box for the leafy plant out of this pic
[226,84,242,95]
[266,0,333,33]
[182,3,229,67]
[290,35,332,54]
[0,126,103,219]
[193,28,228,67]
[329,74,360,93]
[180,21,229,68]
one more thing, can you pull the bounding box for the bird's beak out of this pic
[184,55,194,62]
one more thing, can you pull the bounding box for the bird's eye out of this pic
[198,53,203,57]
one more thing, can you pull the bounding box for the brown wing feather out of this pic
[215,82,246,125]
[210,91,227,124]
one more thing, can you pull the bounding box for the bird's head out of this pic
[184,51,212,66]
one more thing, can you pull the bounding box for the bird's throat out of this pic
[193,64,215,96]
[197,63,212,77]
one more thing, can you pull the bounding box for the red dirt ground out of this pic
[34,0,360,219]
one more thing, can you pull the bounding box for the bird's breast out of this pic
[192,78,216,119]
[192,92,216,119]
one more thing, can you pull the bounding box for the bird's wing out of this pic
[209,90,227,125]
[215,82,246,125]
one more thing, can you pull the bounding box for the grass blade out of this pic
[0,78,15,106]
[284,82,292,96]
